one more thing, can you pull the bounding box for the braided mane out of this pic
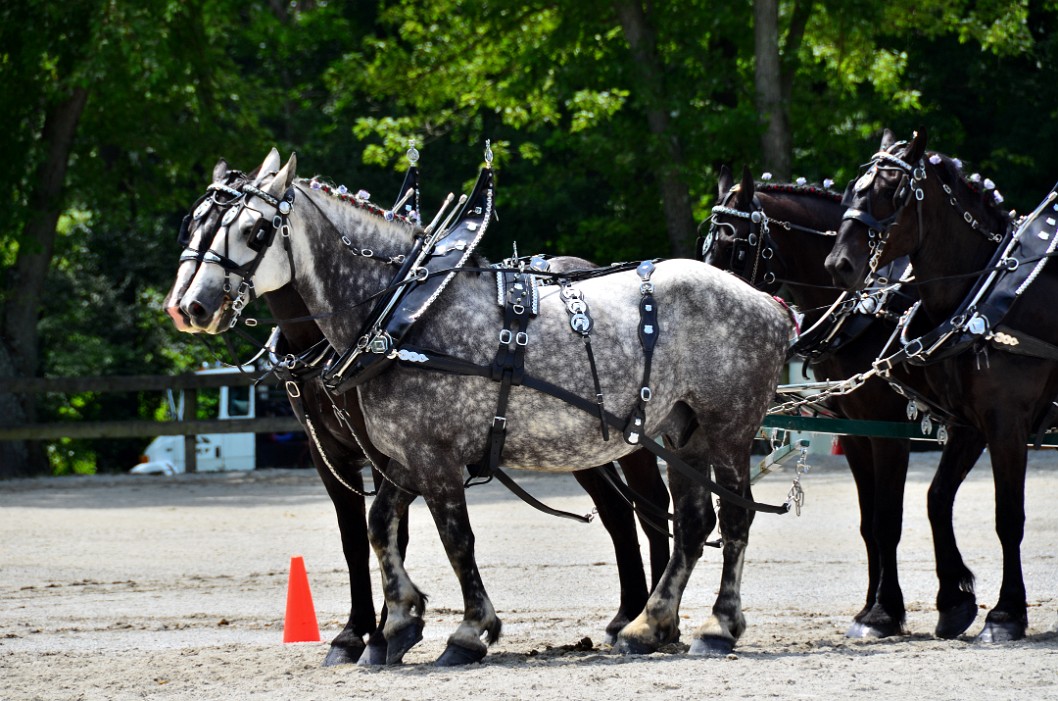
[927,152,1012,228]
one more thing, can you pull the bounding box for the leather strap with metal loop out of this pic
[625,261,660,444]
[561,282,609,441]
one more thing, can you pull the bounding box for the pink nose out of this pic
[166,304,192,331]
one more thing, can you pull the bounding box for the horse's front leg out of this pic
[312,443,374,666]
[843,435,912,638]
[928,426,987,638]
[420,468,501,666]
[367,475,426,665]
[977,428,1029,642]
[573,462,650,643]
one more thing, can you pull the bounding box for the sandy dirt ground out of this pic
[2,448,1057,701]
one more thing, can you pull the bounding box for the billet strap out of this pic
[479,269,537,482]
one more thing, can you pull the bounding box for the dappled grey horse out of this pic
[164,160,670,664]
[167,149,794,664]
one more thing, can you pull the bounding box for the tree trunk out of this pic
[0,86,88,477]
[754,0,790,180]
[613,0,696,256]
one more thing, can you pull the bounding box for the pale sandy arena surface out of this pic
[2,449,1057,701]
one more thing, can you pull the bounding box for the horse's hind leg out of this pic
[420,469,501,666]
[615,438,716,654]
[367,475,427,665]
[929,426,987,638]
[573,463,650,643]
[689,442,754,655]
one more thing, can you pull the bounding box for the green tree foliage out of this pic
[3,0,1058,474]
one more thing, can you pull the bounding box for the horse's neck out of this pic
[289,185,418,349]
[912,195,1005,322]
[763,192,845,314]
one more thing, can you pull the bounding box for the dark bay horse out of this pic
[826,129,1058,641]
[167,149,794,664]
[703,165,929,638]
[163,155,671,663]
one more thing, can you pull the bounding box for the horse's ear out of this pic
[212,159,229,183]
[736,164,756,206]
[253,148,282,185]
[266,152,298,197]
[907,128,928,163]
[880,128,895,151]
[718,165,734,198]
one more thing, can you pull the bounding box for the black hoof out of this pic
[435,641,487,666]
[358,639,388,666]
[612,637,657,655]
[688,635,734,656]
[935,600,978,639]
[604,616,631,646]
[384,619,425,665]
[976,613,1027,643]
[322,639,365,666]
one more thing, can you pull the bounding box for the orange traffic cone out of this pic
[831,436,845,455]
[283,555,321,643]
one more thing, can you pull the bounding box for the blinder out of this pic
[177,213,192,248]
[248,216,275,252]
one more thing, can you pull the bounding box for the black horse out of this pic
[164,155,671,664]
[703,165,928,637]
[826,129,1058,641]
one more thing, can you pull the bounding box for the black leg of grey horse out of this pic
[367,475,427,665]
[929,425,987,638]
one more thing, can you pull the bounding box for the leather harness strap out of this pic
[395,345,791,515]
[624,261,660,445]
